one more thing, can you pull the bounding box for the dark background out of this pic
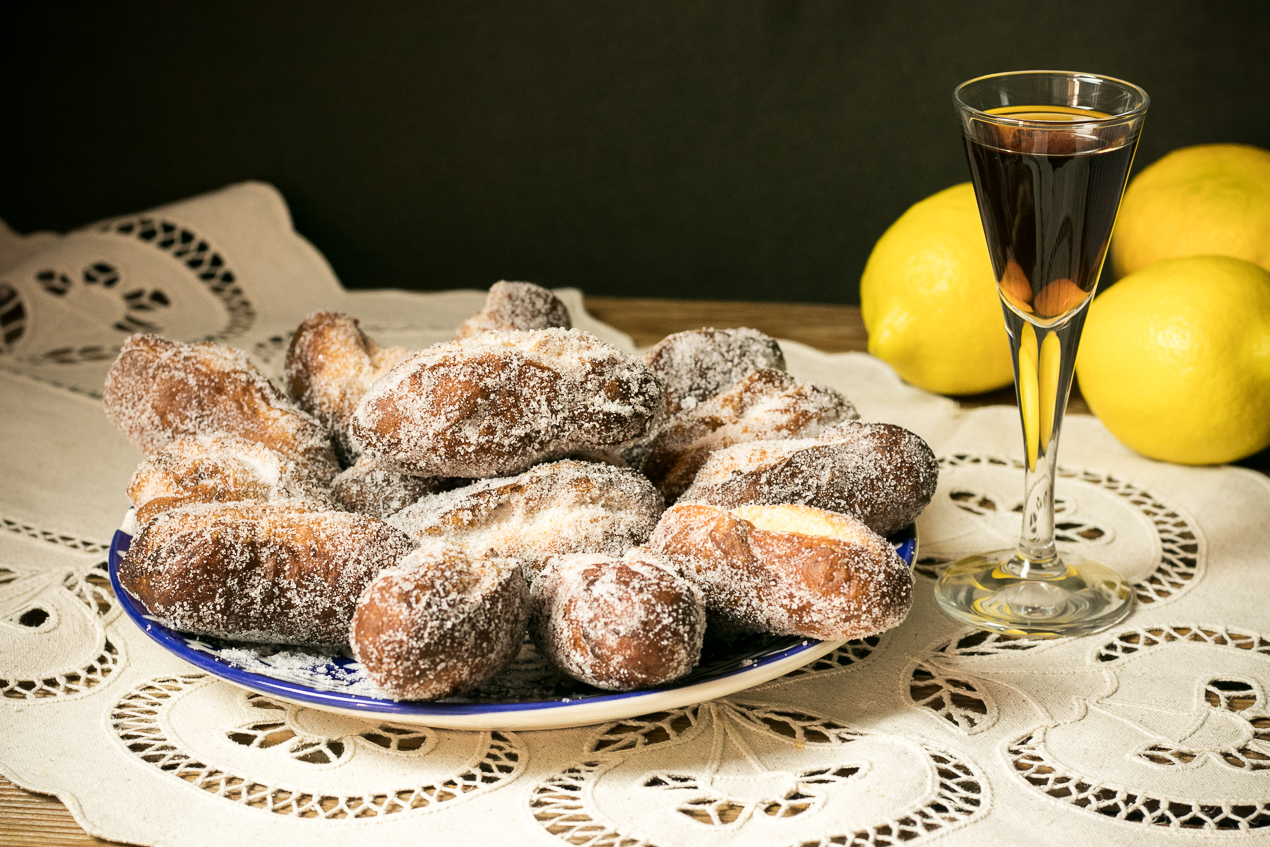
[3,2,1268,304]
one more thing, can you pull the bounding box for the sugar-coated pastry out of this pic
[103,334,339,480]
[529,549,705,691]
[349,328,663,478]
[127,433,335,525]
[454,281,572,339]
[644,327,786,415]
[118,501,416,645]
[640,368,857,502]
[647,503,912,641]
[678,421,938,536]
[388,460,664,575]
[350,544,528,701]
[330,454,458,519]
[285,311,412,461]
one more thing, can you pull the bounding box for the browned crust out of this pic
[103,334,339,480]
[454,281,572,339]
[118,502,416,645]
[349,329,663,478]
[647,503,912,640]
[284,311,411,460]
[639,369,857,501]
[678,421,939,536]
[349,547,528,700]
[529,551,704,691]
[643,326,786,416]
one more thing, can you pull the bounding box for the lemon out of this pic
[1076,255,1270,465]
[1113,143,1270,278]
[861,183,1013,394]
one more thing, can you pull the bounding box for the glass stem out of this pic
[1003,303,1088,579]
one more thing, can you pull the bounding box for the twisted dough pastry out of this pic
[648,503,912,641]
[639,368,857,501]
[119,501,416,645]
[104,334,339,480]
[529,549,704,691]
[285,310,412,461]
[350,544,528,701]
[350,328,663,478]
[127,433,334,525]
[454,281,571,339]
[678,420,939,537]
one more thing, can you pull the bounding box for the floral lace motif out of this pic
[1007,624,1270,832]
[1,559,119,700]
[111,675,524,818]
[530,701,986,846]
[98,216,255,340]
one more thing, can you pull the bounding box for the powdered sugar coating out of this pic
[454,281,572,339]
[350,328,663,478]
[648,503,912,641]
[644,327,786,415]
[118,501,416,645]
[284,311,413,462]
[127,433,335,525]
[640,368,858,501]
[103,334,339,481]
[331,454,458,519]
[529,549,705,691]
[678,420,938,536]
[388,460,664,575]
[349,544,528,701]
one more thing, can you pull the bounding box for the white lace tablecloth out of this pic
[2,183,1268,846]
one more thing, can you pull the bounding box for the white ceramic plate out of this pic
[110,513,916,730]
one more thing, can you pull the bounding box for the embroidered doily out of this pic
[2,183,1268,846]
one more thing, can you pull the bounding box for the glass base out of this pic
[933,550,1133,638]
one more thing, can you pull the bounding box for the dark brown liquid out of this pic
[964,106,1137,320]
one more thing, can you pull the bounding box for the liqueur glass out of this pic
[933,71,1148,637]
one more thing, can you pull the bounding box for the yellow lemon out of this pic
[860,183,1013,394]
[1076,255,1270,465]
[1113,143,1270,278]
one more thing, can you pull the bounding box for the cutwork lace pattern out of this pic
[907,630,1042,734]
[98,217,255,340]
[1138,678,1270,772]
[1010,730,1270,832]
[1,559,119,700]
[1,517,109,555]
[530,701,986,847]
[1006,624,1270,832]
[916,454,1202,606]
[0,218,253,369]
[110,675,524,818]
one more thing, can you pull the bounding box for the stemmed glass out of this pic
[933,71,1149,637]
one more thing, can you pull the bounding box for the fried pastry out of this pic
[284,310,412,461]
[330,454,457,519]
[118,501,416,645]
[644,327,786,415]
[648,503,912,641]
[529,549,705,691]
[350,328,663,478]
[103,334,339,480]
[454,281,572,339]
[388,459,664,575]
[350,544,528,701]
[678,421,938,536]
[640,368,857,501]
[127,433,334,525]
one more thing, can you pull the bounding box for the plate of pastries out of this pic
[104,282,936,730]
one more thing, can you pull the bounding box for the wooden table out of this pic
[1,296,1263,846]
